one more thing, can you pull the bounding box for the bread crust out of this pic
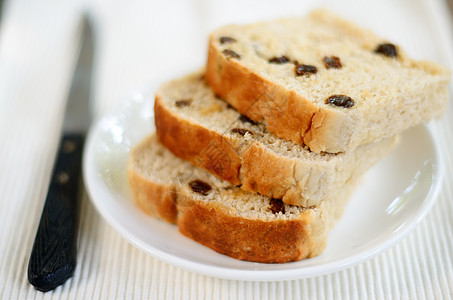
[177,199,321,263]
[128,167,177,224]
[155,96,243,185]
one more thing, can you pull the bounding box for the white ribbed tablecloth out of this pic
[1,0,453,298]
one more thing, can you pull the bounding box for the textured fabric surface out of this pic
[0,0,452,299]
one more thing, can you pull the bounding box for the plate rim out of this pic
[82,96,444,281]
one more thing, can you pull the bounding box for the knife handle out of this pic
[28,134,84,292]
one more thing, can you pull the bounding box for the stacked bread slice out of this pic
[128,9,450,263]
[206,9,450,153]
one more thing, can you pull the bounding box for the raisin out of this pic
[295,63,318,76]
[269,56,291,64]
[325,95,354,108]
[269,199,285,214]
[222,49,240,59]
[239,114,257,125]
[175,99,192,107]
[189,180,212,196]
[220,36,236,44]
[323,56,342,69]
[374,43,398,58]
[231,128,253,136]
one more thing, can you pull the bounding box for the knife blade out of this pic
[28,17,94,292]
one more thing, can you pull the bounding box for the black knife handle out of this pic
[28,134,84,292]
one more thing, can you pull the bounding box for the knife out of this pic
[28,17,94,292]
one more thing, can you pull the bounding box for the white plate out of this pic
[83,92,443,281]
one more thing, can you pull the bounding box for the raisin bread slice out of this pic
[128,134,356,263]
[206,9,450,153]
[154,71,397,207]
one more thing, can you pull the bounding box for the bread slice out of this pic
[206,9,450,153]
[154,71,397,207]
[128,134,356,263]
